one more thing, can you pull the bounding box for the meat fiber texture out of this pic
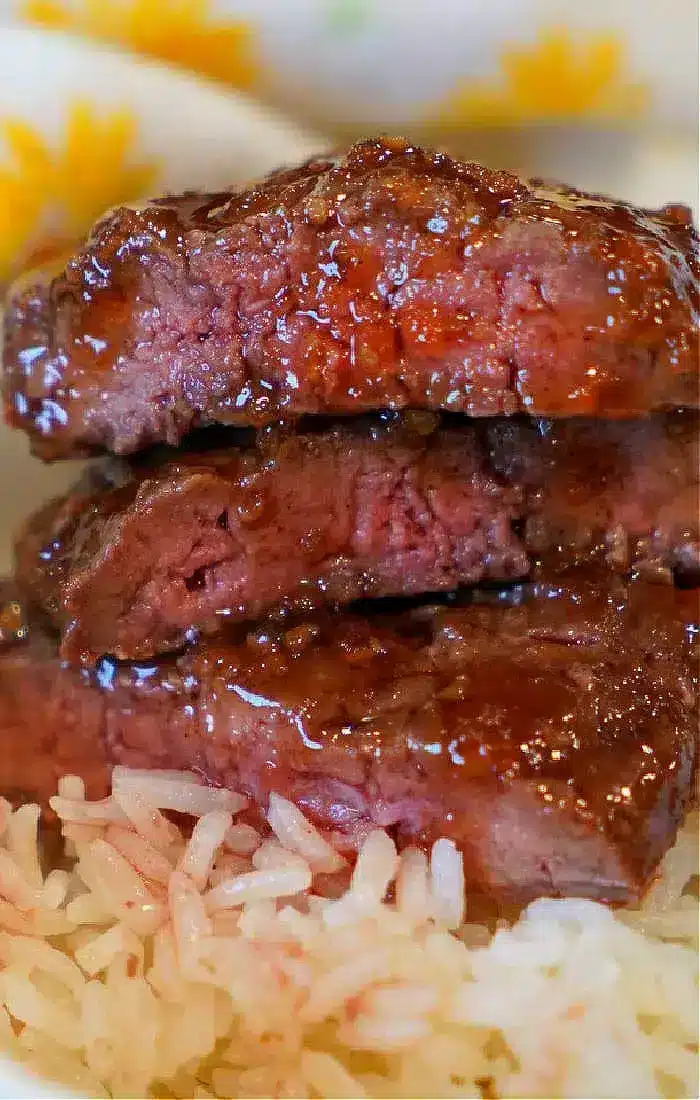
[0,576,697,906]
[4,138,698,460]
[15,411,699,663]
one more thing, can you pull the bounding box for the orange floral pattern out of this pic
[3,10,661,283]
[434,29,648,127]
[23,0,260,90]
[0,100,157,282]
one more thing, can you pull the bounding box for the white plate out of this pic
[0,25,697,1100]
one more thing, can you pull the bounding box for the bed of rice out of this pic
[0,769,696,1099]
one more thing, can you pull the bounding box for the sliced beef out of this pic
[485,409,700,582]
[15,411,699,664]
[4,138,697,460]
[0,576,697,905]
[15,416,528,662]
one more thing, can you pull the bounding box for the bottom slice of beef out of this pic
[0,576,697,906]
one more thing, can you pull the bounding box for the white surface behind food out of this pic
[0,0,697,132]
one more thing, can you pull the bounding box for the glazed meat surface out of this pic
[0,585,111,807]
[486,409,700,581]
[16,415,527,662]
[4,138,698,459]
[15,411,699,663]
[0,577,697,905]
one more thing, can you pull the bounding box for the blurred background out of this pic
[0,0,698,286]
[0,0,697,567]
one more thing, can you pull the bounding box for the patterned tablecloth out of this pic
[2,0,697,130]
[0,0,697,283]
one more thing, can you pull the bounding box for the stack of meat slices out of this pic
[2,138,698,906]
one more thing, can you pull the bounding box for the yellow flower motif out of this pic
[23,0,259,91]
[0,127,51,282]
[0,99,157,282]
[434,28,648,127]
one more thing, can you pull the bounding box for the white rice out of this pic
[0,769,695,1099]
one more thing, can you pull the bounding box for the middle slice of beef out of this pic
[16,410,699,663]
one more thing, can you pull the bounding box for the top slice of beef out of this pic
[4,138,698,459]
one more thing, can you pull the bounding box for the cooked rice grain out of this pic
[0,773,696,1099]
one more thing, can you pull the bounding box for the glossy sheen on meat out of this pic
[0,584,110,807]
[15,411,699,663]
[485,409,700,581]
[3,138,698,459]
[0,577,697,904]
